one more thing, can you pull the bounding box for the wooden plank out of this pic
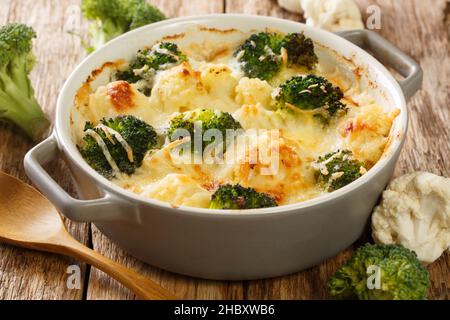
[0,0,11,24]
[85,0,236,300]
[0,0,90,300]
[226,0,450,300]
[226,0,303,21]
[376,0,450,299]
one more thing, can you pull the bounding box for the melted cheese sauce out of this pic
[73,40,399,209]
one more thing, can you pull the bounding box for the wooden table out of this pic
[0,0,448,300]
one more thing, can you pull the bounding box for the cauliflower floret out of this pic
[199,64,237,101]
[233,104,287,130]
[149,62,208,114]
[372,172,450,264]
[235,77,274,107]
[301,0,364,32]
[217,130,316,204]
[138,138,215,182]
[85,80,161,124]
[341,104,399,165]
[149,62,240,114]
[234,103,339,153]
[139,174,211,208]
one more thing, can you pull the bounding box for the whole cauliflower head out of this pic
[372,172,450,264]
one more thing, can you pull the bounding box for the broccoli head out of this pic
[276,75,346,121]
[234,32,284,81]
[81,0,166,53]
[78,115,157,179]
[281,32,318,70]
[327,243,429,300]
[78,123,116,178]
[167,109,242,153]
[116,42,186,95]
[276,75,344,111]
[234,32,318,80]
[0,23,49,141]
[313,149,365,192]
[210,184,278,210]
[127,0,166,30]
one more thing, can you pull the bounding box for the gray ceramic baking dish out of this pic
[24,14,422,280]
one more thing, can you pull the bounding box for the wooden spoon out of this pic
[0,171,176,300]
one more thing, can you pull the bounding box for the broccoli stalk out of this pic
[327,244,430,300]
[81,0,166,53]
[210,184,278,210]
[85,19,124,53]
[0,23,49,141]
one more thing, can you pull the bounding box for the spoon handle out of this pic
[63,240,177,300]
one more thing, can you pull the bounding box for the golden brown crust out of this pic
[106,81,135,111]
[87,60,125,83]
[162,32,186,41]
[198,27,238,34]
[75,60,126,109]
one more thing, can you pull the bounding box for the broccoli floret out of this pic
[127,42,186,73]
[313,150,365,192]
[234,32,318,80]
[116,42,186,95]
[327,244,429,300]
[0,23,49,141]
[167,109,242,153]
[210,184,278,210]
[81,0,166,53]
[276,75,346,122]
[127,0,166,30]
[78,115,157,179]
[101,115,157,165]
[234,32,284,81]
[77,123,114,178]
[281,32,318,70]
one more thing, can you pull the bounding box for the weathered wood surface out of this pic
[0,0,90,300]
[0,0,448,300]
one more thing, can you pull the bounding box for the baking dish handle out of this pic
[336,29,423,101]
[24,134,139,223]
